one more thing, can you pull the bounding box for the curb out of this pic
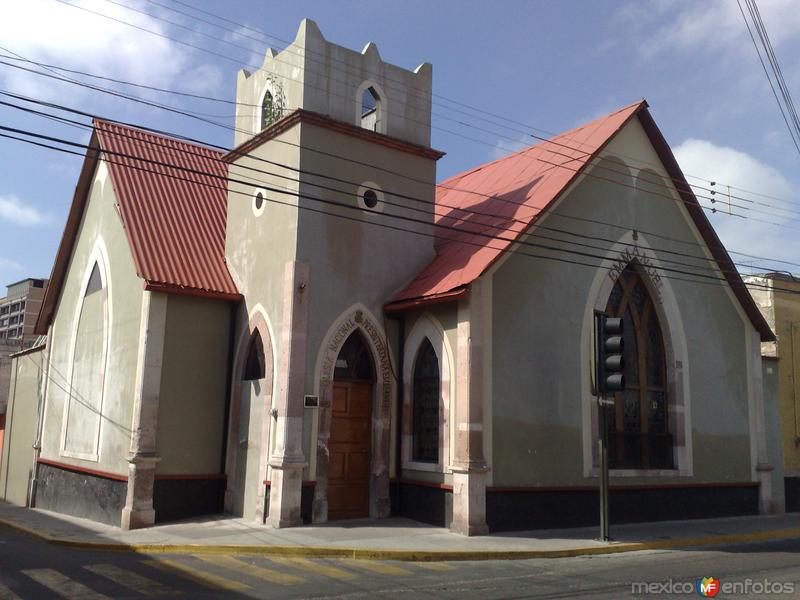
[1,516,799,562]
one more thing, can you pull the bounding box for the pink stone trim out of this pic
[223,307,274,522]
[312,307,394,523]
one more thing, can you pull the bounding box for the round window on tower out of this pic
[252,189,267,217]
[356,182,384,212]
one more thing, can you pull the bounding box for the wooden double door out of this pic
[328,381,372,520]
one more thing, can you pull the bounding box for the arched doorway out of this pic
[328,330,375,520]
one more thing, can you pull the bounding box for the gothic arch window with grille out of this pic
[412,337,440,463]
[604,262,673,470]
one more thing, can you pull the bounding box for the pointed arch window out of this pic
[412,338,440,463]
[605,264,672,470]
[243,331,265,381]
[360,86,380,131]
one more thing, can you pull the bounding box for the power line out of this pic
[737,0,800,157]
[2,119,798,301]
[127,0,800,212]
[7,87,800,278]
[4,95,768,282]
[6,67,793,278]
[3,50,799,243]
[40,0,800,216]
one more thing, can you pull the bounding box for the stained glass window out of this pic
[605,264,672,469]
[412,338,440,463]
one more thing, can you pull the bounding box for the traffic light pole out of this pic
[598,395,612,542]
[594,311,623,543]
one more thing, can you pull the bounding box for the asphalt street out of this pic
[1,524,799,599]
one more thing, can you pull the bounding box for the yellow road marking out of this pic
[0,582,23,600]
[195,554,304,586]
[83,564,178,596]
[412,562,456,571]
[22,568,110,600]
[143,559,251,591]
[344,561,413,576]
[268,556,356,580]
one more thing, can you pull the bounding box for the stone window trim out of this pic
[312,304,396,523]
[356,182,385,213]
[59,236,112,464]
[252,188,267,217]
[223,304,276,522]
[582,232,693,479]
[401,314,453,474]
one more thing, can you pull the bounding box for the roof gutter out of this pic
[383,287,469,313]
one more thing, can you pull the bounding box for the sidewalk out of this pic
[1,501,798,561]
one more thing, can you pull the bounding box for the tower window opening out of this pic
[361,86,380,131]
[261,90,276,130]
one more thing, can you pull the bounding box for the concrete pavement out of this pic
[1,501,799,560]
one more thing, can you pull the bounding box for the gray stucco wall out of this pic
[490,118,756,487]
[155,295,231,475]
[40,160,143,475]
[0,350,43,506]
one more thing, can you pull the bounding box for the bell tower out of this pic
[224,19,442,528]
[232,19,434,147]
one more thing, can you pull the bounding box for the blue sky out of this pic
[1,0,799,287]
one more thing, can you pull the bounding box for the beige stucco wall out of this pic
[0,350,44,506]
[490,117,757,487]
[40,160,143,475]
[155,295,231,475]
[296,121,438,482]
[747,276,800,474]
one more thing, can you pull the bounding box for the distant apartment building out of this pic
[0,278,47,346]
[1,278,48,414]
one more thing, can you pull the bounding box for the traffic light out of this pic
[595,312,625,395]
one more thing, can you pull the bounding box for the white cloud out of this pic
[0,195,48,226]
[0,258,23,271]
[624,0,800,61]
[0,0,221,99]
[673,139,800,272]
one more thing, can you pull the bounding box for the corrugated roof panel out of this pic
[94,120,239,299]
[389,101,645,305]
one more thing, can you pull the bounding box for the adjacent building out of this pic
[0,279,47,346]
[2,20,784,534]
[745,272,800,512]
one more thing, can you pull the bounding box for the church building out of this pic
[6,20,783,535]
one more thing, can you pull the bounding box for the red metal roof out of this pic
[94,119,240,300]
[388,101,644,306]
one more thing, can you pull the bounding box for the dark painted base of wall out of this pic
[153,478,226,524]
[391,482,453,527]
[786,477,800,513]
[391,481,759,532]
[486,484,759,532]
[34,462,126,527]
